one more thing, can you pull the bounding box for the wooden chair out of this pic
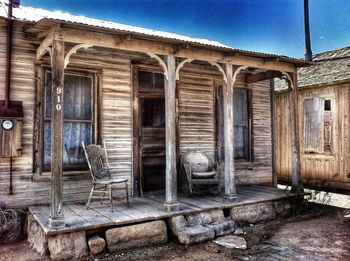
[82,141,129,211]
[180,151,223,195]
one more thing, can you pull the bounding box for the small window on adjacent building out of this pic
[138,71,164,90]
[324,99,331,111]
[303,97,333,154]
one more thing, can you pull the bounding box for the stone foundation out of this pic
[105,220,167,252]
[230,200,291,224]
[48,231,88,260]
[26,198,295,256]
[27,214,48,256]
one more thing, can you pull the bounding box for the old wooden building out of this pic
[276,46,350,192]
[0,4,307,230]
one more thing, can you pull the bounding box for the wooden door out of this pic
[140,98,166,192]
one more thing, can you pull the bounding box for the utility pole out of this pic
[304,0,313,61]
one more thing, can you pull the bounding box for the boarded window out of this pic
[303,97,324,153]
[43,72,94,168]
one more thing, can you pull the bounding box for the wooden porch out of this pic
[29,185,296,236]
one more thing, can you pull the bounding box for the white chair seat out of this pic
[192,171,216,179]
[93,178,128,185]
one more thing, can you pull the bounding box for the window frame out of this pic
[41,69,98,172]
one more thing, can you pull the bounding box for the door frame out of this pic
[132,64,165,197]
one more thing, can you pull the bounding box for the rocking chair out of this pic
[82,141,129,211]
[180,151,223,195]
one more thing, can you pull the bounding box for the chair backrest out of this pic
[181,151,214,172]
[82,141,111,180]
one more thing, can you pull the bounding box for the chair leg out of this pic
[125,182,129,206]
[100,188,106,204]
[86,184,95,209]
[108,185,114,212]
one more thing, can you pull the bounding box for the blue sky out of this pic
[21,0,350,58]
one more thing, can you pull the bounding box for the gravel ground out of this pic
[1,203,349,261]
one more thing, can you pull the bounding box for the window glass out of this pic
[138,71,164,90]
[44,72,93,167]
[234,89,249,160]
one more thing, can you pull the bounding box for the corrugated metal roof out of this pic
[0,1,308,65]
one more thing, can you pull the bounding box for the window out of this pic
[43,71,94,169]
[217,87,251,161]
[138,71,164,91]
[303,97,333,154]
[233,89,250,160]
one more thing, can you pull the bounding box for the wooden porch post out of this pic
[290,73,303,192]
[49,40,65,228]
[223,64,237,202]
[164,55,180,211]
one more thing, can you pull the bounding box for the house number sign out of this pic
[56,87,62,111]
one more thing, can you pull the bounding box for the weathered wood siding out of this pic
[0,22,133,208]
[178,65,273,185]
[0,22,274,208]
[276,83,350,190]
[240,79,273,185]
[178,64,217,154]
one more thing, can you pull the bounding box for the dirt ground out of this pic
[1,203,349,261]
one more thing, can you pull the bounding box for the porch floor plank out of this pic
[28,185,299,236]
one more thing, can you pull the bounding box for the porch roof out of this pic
[0,3,308,67]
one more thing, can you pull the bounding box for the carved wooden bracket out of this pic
[280,71,294,90]
[146,53,169,80]
[232,65,248,86]
[47,47,52,57]
[175,58,193,80]
[64,44,93,68]
[209,61,228,84]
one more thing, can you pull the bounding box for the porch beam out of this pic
[164,55,180,212]
[246,71,283,84]
[36,31,55,61]
[223,64,237,202]
[49,40,65,228]
[58,28,297,73]
[289,73,303,192]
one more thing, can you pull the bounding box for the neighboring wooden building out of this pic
[276,46,350,192]
[0,4,306,227]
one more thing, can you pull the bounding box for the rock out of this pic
[204,220,236,236]
[210,209,225,222]
[214,235,247,249]
[231,202,277,224]
[274,201,291,217]
[168,215,188,236]
[186,212,213,226]
[177,225,215,245]
[26,214,48,256]
[105,220,167,252]
[48,231,88,260]
[273,201,285,214]
[88,235,106,255]
[234,228,244,235]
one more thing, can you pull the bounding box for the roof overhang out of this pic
[21,17,310,69]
